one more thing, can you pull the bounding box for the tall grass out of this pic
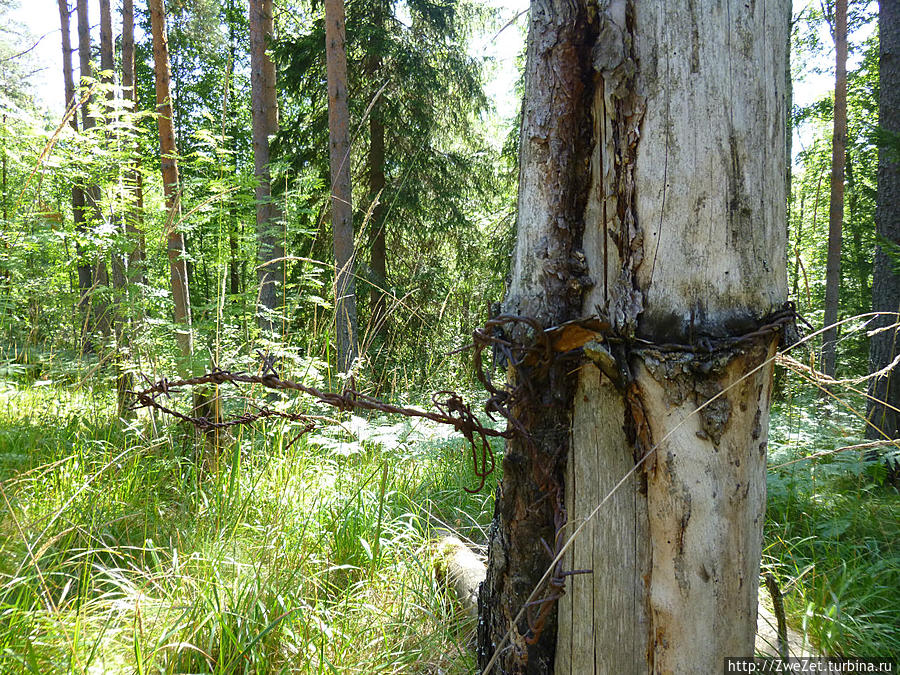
[0,380,497,673]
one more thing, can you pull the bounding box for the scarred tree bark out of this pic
[866,0,900,464]
[478,1,789,673]
[250,0,284,335]
[325,0,359,372]
[822,0,848,378]
[149,0,194,367]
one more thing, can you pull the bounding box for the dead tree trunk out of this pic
[478,1,790,673]
[822,0,848,378]
[325,0,359,372]
[250,0,284,336]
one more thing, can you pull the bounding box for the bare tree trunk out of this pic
[866,0,900,473]
[250,0,284,336]
[59,0,93,349]
[122,0,146,289]
[149,0,194,367]
[478,1,789,673]
[325,0,359,372]
[822,0,848,378]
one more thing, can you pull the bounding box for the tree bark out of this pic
[367,7,388,341]
[478,1,789,673]
[822,0,848,378]
[250,0,284,336]
[149,0,194,367]
[76,0,112,342]
[122,0,146,289]
[325,0,359,372]
[58,0,93,350]
[866,0,900,456]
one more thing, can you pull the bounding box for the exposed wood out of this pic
[479,0,789,673]
[434,535,485,626]
[822,0,848,378]
[557,1,789,672]
[250,0,284,335]
[324,0,359,372]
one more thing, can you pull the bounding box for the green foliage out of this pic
[0,376,498,673]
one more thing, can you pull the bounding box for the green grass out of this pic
[0,373,897,672]
[0,380,497,673]
[765,388,900,659]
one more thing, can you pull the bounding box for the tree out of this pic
[75,0,111,342]
[822,0,849,378]
[122,0,146,289]
[249,0,283,335]
[324,0,358,372]
[56,0,92,347]
[148,0,196,373]
[273,0,490,355]
[866,0,900,460]
[477,1,790,672]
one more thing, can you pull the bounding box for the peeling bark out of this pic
[479,1,789,673]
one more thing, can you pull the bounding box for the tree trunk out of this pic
[325,0,359,372]
[250,0,284,336]
[866,0,900,460]
[367,9,388,342]
[149,0,194,368]
[822,0,848,378]
[76,0,111,343]
[122,0,146,289]
[59,0,93,349]
[478,1,789,673]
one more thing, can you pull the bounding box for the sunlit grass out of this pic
[0,381,495,673]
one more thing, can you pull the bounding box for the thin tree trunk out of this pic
[478,1,789,673]
[59,0,93,349]
[76,0,111,343]
[822,0,848,378]
[250,0,284,336]
[367,7,388,341]
[148,0,194,367]
[122,0,146,289]
[325,0,359,372]
[866,0,900,469]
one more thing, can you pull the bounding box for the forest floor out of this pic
[0,372,896,673]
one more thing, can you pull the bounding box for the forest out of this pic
[0,0,896,672]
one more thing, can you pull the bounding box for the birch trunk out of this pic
[250,0,284,335]
[478,1,789,672]
[822,0,848,378]
[325,0,359,372]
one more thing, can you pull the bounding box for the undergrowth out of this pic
[0,377,498,674]
[0,365,897,673]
